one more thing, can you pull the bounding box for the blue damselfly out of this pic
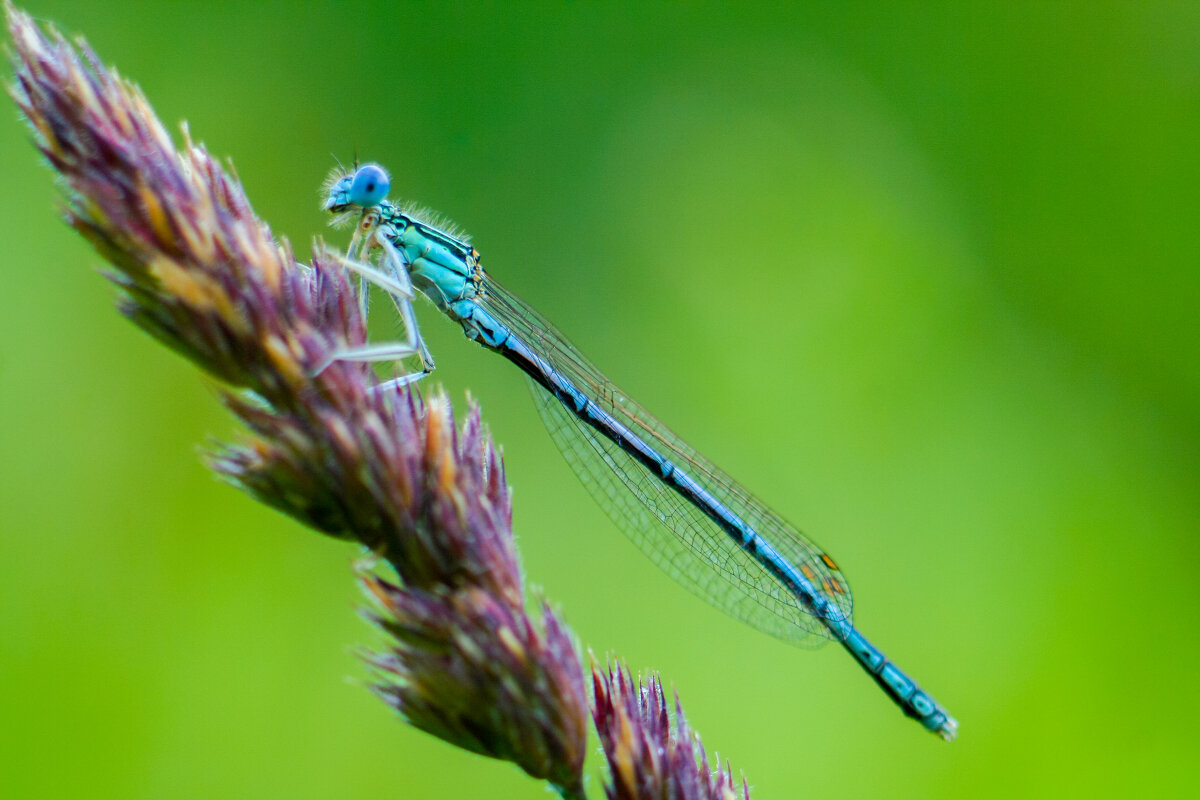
[321,164,958,740]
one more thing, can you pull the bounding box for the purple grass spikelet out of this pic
[591,661,752,800]
[362,578,589,797]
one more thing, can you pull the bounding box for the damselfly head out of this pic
[323,163,391,213]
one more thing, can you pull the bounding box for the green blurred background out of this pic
[2,1,1197,797]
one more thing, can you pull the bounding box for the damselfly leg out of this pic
[314,215,436,391]
[314,227,436,389]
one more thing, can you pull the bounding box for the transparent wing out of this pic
[482,276,853,646]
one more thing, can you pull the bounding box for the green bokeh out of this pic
[2,1,1197,797]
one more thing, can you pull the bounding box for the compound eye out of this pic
[348,164,390,207]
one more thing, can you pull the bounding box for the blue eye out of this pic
[348,164,390,207]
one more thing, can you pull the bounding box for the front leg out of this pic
[377,235,436,375]
[310,241,435,387]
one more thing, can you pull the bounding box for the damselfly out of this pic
[321,163,958,740]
